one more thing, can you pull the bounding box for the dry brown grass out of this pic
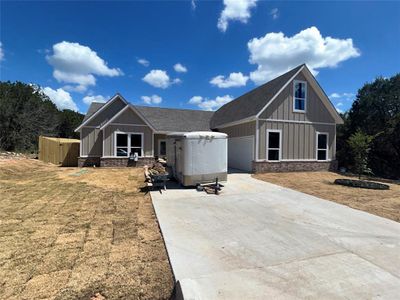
[253,172,400,222]
[0,158,174,300]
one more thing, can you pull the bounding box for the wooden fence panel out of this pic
[38,136,80,167]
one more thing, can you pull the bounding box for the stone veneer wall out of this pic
[252,160,338,173]
[78,157,155,167]
[100,157,155,167]
[78,157,101,167]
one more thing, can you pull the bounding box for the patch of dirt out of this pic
[253,172,400,222]
[0,158,174,300]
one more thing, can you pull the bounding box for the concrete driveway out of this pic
[151,173,400,299]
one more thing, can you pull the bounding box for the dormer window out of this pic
[293,80,307,112]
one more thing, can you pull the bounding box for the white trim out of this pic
[259,118,336,126]
[102,128,105,158]
[158,139,166,156]
[266,129,282,161]
[293,80,307,113]
[79,129,83,157]
[255,119,259,160]
[80,125,99,128]
[256,65,305,118]
[75,93,128,132]
[214,116,256,129]
[114,131,145,157]
[316,131,329,161]
[109,123,149,127]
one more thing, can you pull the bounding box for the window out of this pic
[267,130,281,161]
[159,140,166,156]
[317,133,328,161]
[115,132,143,157]
[294,80,307,112]
[116,133,128,157]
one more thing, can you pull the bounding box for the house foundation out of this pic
[78,157,155,168]
[252,160,338,173]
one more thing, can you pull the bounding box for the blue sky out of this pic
[1,1,399,114]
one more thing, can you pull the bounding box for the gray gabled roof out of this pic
[82,102,105,122]
[134,105,214,132]
[81,101,213,132]
[210,64,304,128]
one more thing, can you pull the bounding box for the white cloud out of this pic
[82,95,107,105]
[218,0,258,32]
[46,41,123,92]
[335,106,344,113]
[188,95,234,111]
[329,92,355,101]
[42,87,78,111]
[191,0,196,10]
[270,8,279,19]
[336,102,343,107]
[0,42,4,61]
[174,63,187,73]
[142,69,180,89]
[141,95,162,105]
[248,26,361,84]
[210,72,249,88]
[137,58,149,67]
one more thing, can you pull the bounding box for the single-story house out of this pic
[75,64,343,172]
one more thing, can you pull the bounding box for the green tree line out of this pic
[337,74,400,179]
[0,81,84,152]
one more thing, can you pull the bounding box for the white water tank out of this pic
[166,131,228,186]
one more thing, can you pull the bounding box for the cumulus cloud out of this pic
[270,8,279,19]
[174,63,187,73]
[82,95,107,105]
[210,72,249,88]
[141,94,162,105]
[137,58,150,67]
[248,26,360,84]
[42,87,78,111]
[46,41,123,92]
[142,69,180,89]
[0,42,4,61]
[188,95,234,111]
[218,0,258,32]
[329,92,355,101]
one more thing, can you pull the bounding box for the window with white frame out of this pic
[294,80,307,112]
[317,133,328,161]
[115,133,143,157]
[267,130,281,161]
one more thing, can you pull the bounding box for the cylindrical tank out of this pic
[166,131,228,186]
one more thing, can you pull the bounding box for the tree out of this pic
[0,81,84,152]
[336,74,400,179]
[348,130,373,179]
[57,109,84,139]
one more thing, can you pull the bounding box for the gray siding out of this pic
[86,98,126,127]
[259,73,335,123]
[219,121,256,138]
[81,127,102,156]
[103,125,153,157]
[258,120,336,160]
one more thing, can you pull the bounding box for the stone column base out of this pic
[252,160,338,173]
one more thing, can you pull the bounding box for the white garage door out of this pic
[228,136,254,172]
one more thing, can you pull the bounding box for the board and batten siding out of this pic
[86,98,127,127]
[259,73,335,123]
[219,121,256,138]
[81,127,103,157]
[258,120,336,160]
[103,125,153,157]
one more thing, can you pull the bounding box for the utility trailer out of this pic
[166,131,228,186]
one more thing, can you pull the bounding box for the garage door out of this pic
[228,136,254,172]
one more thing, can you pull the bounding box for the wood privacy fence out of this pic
[38,136,80,167]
